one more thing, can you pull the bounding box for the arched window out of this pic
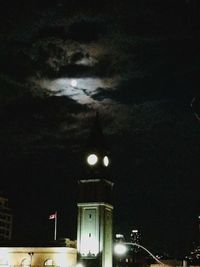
[44,259,54,266]
[21,258,31,267]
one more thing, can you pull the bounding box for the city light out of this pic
[116,234,124,239]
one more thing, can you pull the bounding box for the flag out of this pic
[49,212,57,220]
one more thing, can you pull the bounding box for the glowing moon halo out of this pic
[71,79,77,87]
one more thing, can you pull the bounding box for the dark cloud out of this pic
[67,16,109,43]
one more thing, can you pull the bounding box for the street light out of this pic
[114,242,164,265]
[114,243,128,255]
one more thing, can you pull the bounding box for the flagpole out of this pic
[54,211,57,241]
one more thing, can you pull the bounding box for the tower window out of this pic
[89,214,92,218]
[89,233,91,237]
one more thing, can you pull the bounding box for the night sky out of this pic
[0,0,200,258]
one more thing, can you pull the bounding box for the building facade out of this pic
[0,247,77,267]
[77,179,114,267]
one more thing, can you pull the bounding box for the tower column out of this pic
[77,179,114,267]
[76,114,114,267]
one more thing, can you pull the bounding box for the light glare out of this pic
[114,243,127,255]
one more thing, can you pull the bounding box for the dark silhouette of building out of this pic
[0,195,12,240]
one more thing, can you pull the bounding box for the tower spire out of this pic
[84,111,110,179]
[88,111,107,150]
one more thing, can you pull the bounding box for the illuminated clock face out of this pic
[103,156,109,167]
[87,154,98,165]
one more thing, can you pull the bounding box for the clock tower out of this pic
[77,113,114,267]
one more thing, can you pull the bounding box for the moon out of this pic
[71,79,77,87]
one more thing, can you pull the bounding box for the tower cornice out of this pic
[78,178,114,187]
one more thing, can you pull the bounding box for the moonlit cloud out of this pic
[36,77,117,105]
[75,57,97,66]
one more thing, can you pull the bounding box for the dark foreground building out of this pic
[0,195,12,240]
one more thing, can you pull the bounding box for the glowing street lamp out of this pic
[114,242,164,265]
[114,243,128,255]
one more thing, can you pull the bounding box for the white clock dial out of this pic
[103,156,109,166]
[87,154,98,165]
